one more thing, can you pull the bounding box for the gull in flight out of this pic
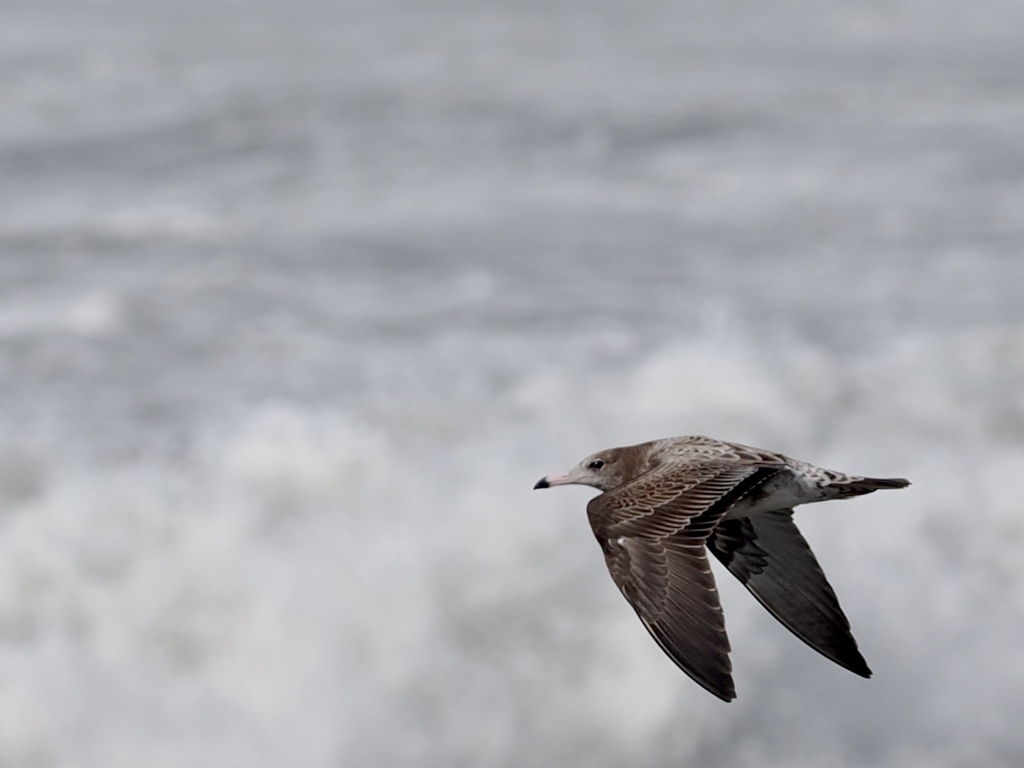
[534,435,909,701]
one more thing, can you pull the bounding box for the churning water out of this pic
[2,0,1024,765]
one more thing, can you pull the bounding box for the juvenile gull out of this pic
[534,435,909,702]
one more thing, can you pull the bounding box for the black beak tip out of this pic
[533,477,549,490]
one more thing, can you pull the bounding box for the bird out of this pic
[533,435,909,702]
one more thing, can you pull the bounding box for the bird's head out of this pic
[533,448,631,493]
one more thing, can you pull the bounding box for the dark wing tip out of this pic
[653,636,737,702]
[533,477,549,489]
[637,607,737,702]
[846,654,872,679]
[824,642,871,678]
[714,681,737,702]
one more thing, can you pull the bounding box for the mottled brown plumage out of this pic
[534,436,909,701]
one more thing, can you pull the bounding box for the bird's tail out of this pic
[836,476,910,497]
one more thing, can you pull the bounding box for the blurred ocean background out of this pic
[3,0,1024,765]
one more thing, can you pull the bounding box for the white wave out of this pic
[0,320,1021,766]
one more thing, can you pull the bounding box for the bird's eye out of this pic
[587,459,605,470]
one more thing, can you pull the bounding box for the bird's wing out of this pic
[707,509,871,677]
[587,462,781,701]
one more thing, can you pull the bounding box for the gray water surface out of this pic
[2,1,1024,766]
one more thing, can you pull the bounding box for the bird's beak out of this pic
[534,472,572,489]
